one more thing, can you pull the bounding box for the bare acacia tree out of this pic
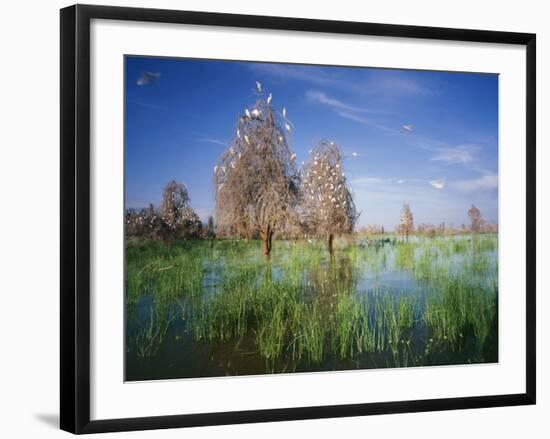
[399,203,414,241]
[300,140,357,254]
[214,87,299,256]
[160,180,202,240]
[468,204,484,233]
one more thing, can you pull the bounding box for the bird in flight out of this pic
[401,124,414,133]
[429,179,445,189]
[136,71,160,86]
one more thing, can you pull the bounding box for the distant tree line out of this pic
[126,180,214,243]
[387,203,497,238]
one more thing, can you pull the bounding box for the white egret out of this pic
[245,108,251,118]
[401,124,414,133]
[282,107,286,117]
[251,108,261,118]
[285,122,291,132]
[267,93,272,104]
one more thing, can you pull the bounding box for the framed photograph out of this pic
[60,4,536,434]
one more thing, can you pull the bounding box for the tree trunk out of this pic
[262,225,273,257]
[328,233,334,255]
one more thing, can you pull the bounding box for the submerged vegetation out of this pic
[125,234,498,380]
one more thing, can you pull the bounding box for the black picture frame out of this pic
[60,4,536,434]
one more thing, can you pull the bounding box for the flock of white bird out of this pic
[302,151,350,218]
[214,82,415,196]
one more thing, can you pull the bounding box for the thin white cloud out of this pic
[352,184,431,204]
[352,177,389,185]
[198,138,226,146]
[352,176,426,186]
[336,110,398,134]
[429,179,445,189]
[304,89,397,134]
[452,175,498,192]
[354,176,446,190]
[360,74,431,96]
[306,90,370,113]
[248,64,337,86]
[430,145,476,165]
[249,64,430,97]
[306,90,397,134]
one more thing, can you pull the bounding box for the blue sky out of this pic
[125,56,498,230]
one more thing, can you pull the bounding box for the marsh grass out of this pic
[126,234,498,375]
[126,303,175,358]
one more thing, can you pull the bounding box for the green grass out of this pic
[126,234,498,371]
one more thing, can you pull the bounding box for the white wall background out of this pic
[0,0,546,437]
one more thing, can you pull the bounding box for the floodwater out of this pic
[125,235,498,381]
